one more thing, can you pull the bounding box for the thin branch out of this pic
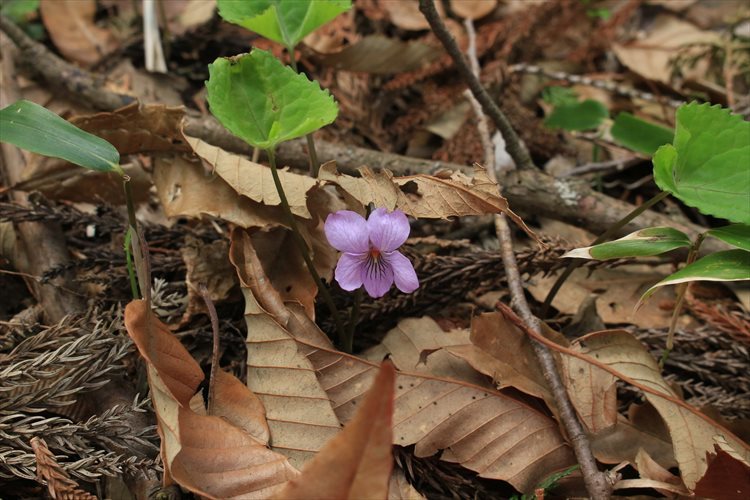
[459,15,612,500]
[418,0,534,170]
[199,283,221,414]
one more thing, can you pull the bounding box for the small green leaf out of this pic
[206,49,338,150]
[610,112,673,156]
[542,86,578,107]
[641,249,750,302]
[545,99,608,131]
[0,100,120,172]
[563,227,692,260]
[217,0,351,48]
[706,224,750,252]
[652,102,750,224]
[1,0,39,23]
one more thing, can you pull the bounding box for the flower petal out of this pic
[367,208,410,252]
[362,258,394,298]
[334,253,366,291]
[388,251,419,293]
[325,211,369,253]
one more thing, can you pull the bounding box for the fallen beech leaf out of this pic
[382,0,445,30]
[230,231,574,492]
[694,447,750,500]
[184,134,318,218]
[388,470,425,500]
[124,300,298,498]
[590,417,677,469]
[71,102,187,154]
[572,330,750,489]
[319,35,439,74]
[634,448,689,496]
[153,155,287,228]
[320,164,538,241]
[229,230,342,468]
[180,236,237,324]
[449,0,497,19]
[275,362,395,500]
[448,312,553,404]
[612,14,719,85]
[363,317,491,387]
[40,0,118,66]
[561,348,617,434]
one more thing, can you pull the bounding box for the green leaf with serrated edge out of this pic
[563,226,691,260]
[610,112,673,156]
[544,99,608,131]
[707,224,750,252]
[641,249,750,303]
[217,0,351,48]
[652,102,750,224]
[206,50,338,150]
[0,100,120,173]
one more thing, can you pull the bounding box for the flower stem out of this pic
[288,53,320,176]
[122,174,141,300]
[542,190,670,316]
[345,287,362,354]
[660,232,705,367]
[266,148,348,350]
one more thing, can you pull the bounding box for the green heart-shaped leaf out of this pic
[563,226,692,260]
[206,49,338,150]
[706,224,750,252]
[0,100,120,173]
[652,102,750,224]
[641,250,750,303]
[610,112,673,156]
[217,0,351,48]
[545,99,608,131]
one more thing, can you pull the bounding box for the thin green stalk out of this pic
[660,233,705,367]
[266,148,348,349]
[122,175,141,300]
[124,229,139,300]
[287,54,320,176]
[542,190,670,316]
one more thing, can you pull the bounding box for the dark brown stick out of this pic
[417,0,533,170]
[456,15,613,500]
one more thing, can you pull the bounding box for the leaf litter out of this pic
[1,1,749,499]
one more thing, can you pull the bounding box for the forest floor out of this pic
[0,1,748,499]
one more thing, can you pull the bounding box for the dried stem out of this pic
[266,148,348,349]
[418,0,533,170]
[455,13,612,500]
[199,283,221,414]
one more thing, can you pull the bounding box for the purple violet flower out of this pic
[324,208,419,298]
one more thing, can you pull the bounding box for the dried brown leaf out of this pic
[449,0,498,20]
[694,446,750,500]
[561,349,617,434]
[153,155,287,228]
[40,0,118,65]
[571,330,750,489]
[319,35,439,74]
[228,230,342,468]
[184,134,318,218]
[320,164,538,240]
[589,417,677,469]
[124,300,298,499]
[70,102,187,154]
[363,317,491,387]
[382,0,445,30]
[634,448,688,496]
[275,362,395,500]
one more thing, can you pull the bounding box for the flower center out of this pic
[369,247,381,261]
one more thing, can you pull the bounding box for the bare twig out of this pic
[418,0,534,170]
[457,14,613,500]
[198,283,220,414]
